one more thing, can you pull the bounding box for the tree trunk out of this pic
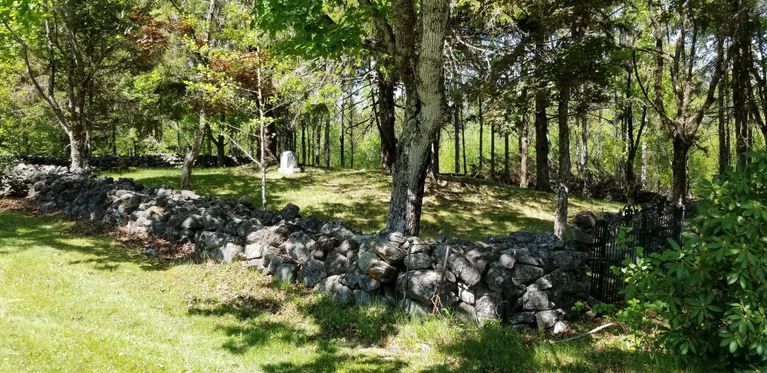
[341,95,346,168]
[554,85,570,240]
[461,101,468,175]
[378,76,397,170]
[385,0,449,235]
[504,129,510,181]
[301,122,306,166]
[454,102,460,174]
[534,87,550,191]
[490,115,496,177]
[718,74,729,174]
[67,125,89,171]
[518,89,529,188]
[181,106,207,190]
[324,111,331,168]
[478,94,484,173]
[671,137,691,204]
[578,114,588,173]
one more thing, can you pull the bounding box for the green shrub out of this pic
[621,151,767,366]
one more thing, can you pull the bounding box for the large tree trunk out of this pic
[181,106,207,190]
[554,85,570,240]
[518,89,529,188]
[534,87,551,191]
[67,124,89,171]
[378,76,397,170]
[671,137,691,204]
[385,0,449,235]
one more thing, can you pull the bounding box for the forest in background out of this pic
[1,0,765,235]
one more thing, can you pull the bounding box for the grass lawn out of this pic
[102,167,621,241]
[0,208,709,372]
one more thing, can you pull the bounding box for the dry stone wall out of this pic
[3,163,590,331]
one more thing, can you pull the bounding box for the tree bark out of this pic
[181,106,207,190]
[718,74,729,174]
[554,85,570,240]
[671,137,691,205]
[385,0,449,235]
[324,110,331,168]
[534,87,551,191]
[454,102,461,174]
[478,94,484,173]
[377,75,397,170]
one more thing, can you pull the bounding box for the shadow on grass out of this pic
[185,281,406,371]
[0,212,172,272]
[425,323,710,372]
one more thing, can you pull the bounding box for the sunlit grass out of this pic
[0,211,709,371]
[103,167,621,240]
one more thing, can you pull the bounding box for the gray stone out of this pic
[273,263,297,283]
[280,203,300,220]
[400,298,431,317]
[535,310,559,329]
[485,262,513,293]
[458,286,475,305]
[366,260,398,284]
[387,231,406,244]
[243,242,267,259]
[353,290,372,306]
[457,302,477,319]
[367,238,406,263]
[512,264,545,284]
[396,270,442,305]
[314,275,353,304]
[573,211,597,228]
[342,271,381,292]
[508,312,536,325]
[246,225,292,246]
[405,252,432,270]
[324,252,349,275]
[475,292,501,322]
[499,252,516,270]
[553,321,568,334]
[298,259,326,288]
[356,250,379,271]
[434,246,481,287]
[523,290,552,310]
[181,214,202,229]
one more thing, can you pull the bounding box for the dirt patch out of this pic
[0,198,37,214]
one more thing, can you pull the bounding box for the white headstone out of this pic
[278,151,301,174]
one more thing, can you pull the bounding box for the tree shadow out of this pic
[0,211,173,272]
[423,324,712,372]
[184,280,407,371]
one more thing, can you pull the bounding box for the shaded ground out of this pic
[103,167,621,240]
[0,209,709,372]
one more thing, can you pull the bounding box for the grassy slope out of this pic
[0,210,705,372]
[103,167,621,240]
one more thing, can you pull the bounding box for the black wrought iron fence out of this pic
[586,203,684,303]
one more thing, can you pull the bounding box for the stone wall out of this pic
[3,164,590,332]
[6,154,251,170]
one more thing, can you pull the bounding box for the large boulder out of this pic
[278,151,301,174]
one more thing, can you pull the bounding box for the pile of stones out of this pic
[4,164,590,332]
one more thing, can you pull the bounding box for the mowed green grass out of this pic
[0,210,706,372]
[103,167,621,240]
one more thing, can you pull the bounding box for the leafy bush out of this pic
[622,151,767,366]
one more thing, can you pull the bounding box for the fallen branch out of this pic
[554,323,616,343]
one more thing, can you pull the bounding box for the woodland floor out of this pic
[0,206,710,372]
[102,167,621,241]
